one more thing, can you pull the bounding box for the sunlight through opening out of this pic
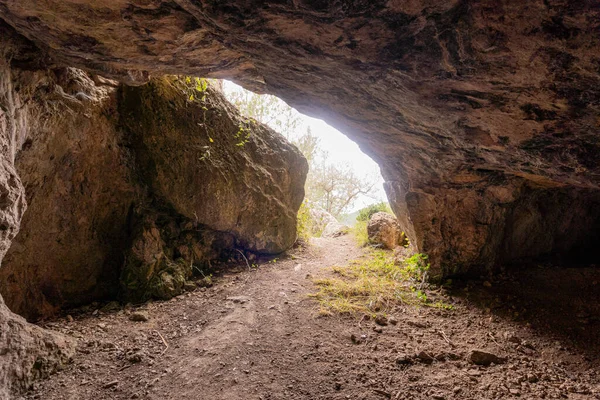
[222,81,387,225]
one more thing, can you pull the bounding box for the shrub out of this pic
[356,202,392,222]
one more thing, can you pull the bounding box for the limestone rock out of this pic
[321,222,349,238]
[0,296,74,398]
[308,205,338,236]
[0,28,74,398]
[119,77,307,255]
[119,217,191,302]
[308,204,348,238]
[468,350,507,366]
[367,212,405,250]
[129,312,149,322]
[0,26,307,316]
[0,65,134,319]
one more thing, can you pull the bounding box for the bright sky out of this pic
[222,81,386,212]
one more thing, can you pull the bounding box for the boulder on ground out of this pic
[367,212,405,250]
[322,221,350,238]
[308,204,349,238]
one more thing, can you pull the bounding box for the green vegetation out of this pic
[181,76,253,150]
[234,121,251,147]
[311,250,451,316]
[183,76,209,102]
[296,200,313,242]
[351,220,369,247]
[356,202,392,222]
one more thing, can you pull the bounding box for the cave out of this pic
[0,0,599,397]
[0,0,599,279]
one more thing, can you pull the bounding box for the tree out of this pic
[308,158,378,217]
[293,126,319,164]
[224,84,300,140]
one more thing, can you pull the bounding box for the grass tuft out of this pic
[351,220,370,247]
[311,250,452,316]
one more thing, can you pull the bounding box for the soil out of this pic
[20,235,600,400]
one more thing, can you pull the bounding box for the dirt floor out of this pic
[20,235,600,400]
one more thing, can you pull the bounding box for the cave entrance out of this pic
[222,81,390,230]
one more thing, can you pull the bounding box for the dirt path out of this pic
[23,235,600,400]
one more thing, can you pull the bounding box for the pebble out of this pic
[416,351,434,364]
[128,353,143,363]
[101,301,121,312]
[395,355,412,365]
[469,350,506,366]
[129,312,149,322]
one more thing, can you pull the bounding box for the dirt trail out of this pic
[23,235,600,400]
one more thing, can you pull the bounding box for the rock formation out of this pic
[0,23,76,398]
[0,0,598,395]
[0,67,307,318]
[0,300,74,398]
[0,0,598,277]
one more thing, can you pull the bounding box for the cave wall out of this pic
[0,24,74,398]
[0,68,136,319]
[0,0,598,275]
[386,177,600,278]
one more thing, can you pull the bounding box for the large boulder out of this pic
[367,212,405,250]
[119,77,307,254]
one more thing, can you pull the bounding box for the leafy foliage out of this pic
[234,121,251,147]
[356,202,392,222]
[180,76,253,151]
[403,253,430,282]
